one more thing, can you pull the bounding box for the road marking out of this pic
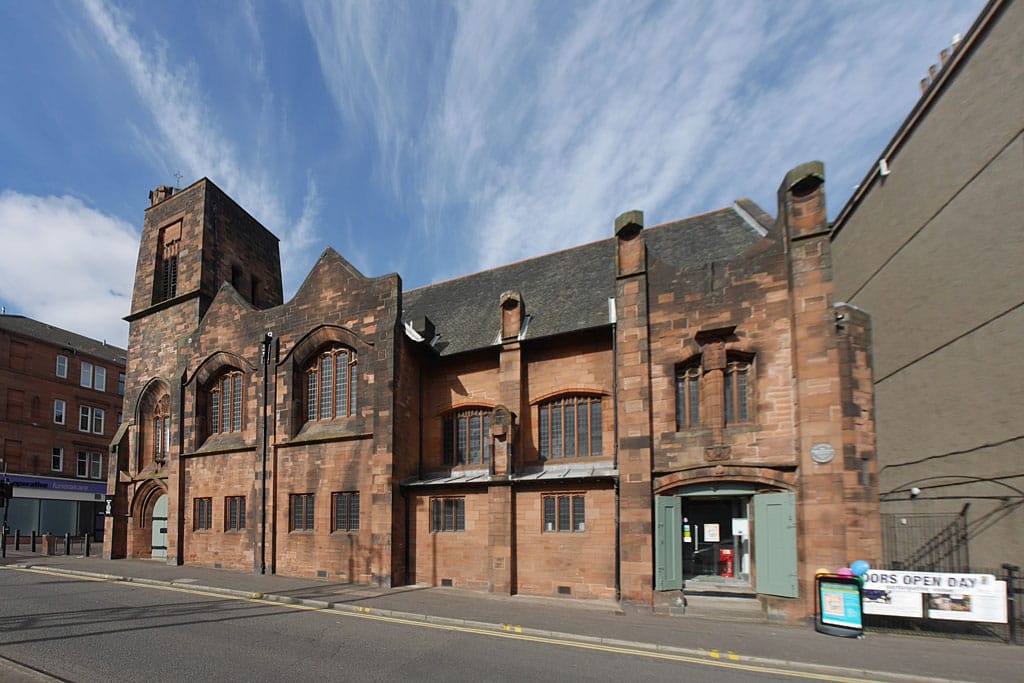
[1,566,891,683]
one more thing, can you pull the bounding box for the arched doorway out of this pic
[151,494,168,559]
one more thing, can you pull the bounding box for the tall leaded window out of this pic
[538,396,602,459]
[208,370,244,435]
[306,348,358,422]
[443,409,491,466]
[675,359,701,430]
[724,356,752,425]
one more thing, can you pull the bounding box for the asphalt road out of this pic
[0,567,861,683]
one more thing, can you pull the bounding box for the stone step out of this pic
[681,594,766,622]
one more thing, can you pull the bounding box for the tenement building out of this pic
[105,163,880,621]
[0,313,126,539]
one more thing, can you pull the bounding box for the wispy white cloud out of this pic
[80,0,320,294]
[299,0,981,284]
[420,0,984,274]
[0,191,137,347]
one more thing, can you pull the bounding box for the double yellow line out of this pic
[3,566,886,683]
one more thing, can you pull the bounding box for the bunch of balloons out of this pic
[815,560,871,583]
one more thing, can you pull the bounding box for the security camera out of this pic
[910,487,921,498]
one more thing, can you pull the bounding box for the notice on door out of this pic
[703,523,720,542]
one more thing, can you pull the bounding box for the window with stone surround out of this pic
[207,370,244,436]
[225,496,246,531]
[56,354,68,378]
[332,491,360,532]
[51,447,63,472]
[194,497,213,530]
[53,399,66,425]
[430,497,465,532]
[538,395,602,459]
[155,220,182,303]
[290,493,315,531]
[543,494,586,532]
[674,351,754,429]
[724,353,753,426]
[305,347,358,423]
[675,358,701,430]
[443,408,491,466]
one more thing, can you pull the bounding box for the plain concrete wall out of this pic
[831,0,1023,569]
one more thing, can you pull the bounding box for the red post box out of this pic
[719,548,734,578]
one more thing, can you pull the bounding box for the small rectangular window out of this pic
[332,491,360,532]
[51,447,63,472]
[92,408,105,435]
[79,406,91,432]
[291,493,315,531]
[94,366,106,392]
[118,373,126,396]
[194,498,213,530]
[56,355,68,378]
[225,496,246,531]
[431,497,465,532]
[543,494,586,533]
[90,452,103,479]
[80,361,93,388]
[77,451,88,478]
[53,399,66,425]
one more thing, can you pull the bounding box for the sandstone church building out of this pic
[104,162,881,621]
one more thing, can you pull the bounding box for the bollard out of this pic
[64,532,71,556]
[14,530,20,551]
[84,533,90,557]
[1,530,6,559]
[31,531,36,553]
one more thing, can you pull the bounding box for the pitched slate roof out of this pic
[402,204,769,356]
[0,314,127,365]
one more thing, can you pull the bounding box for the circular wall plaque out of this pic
[811,443,835,464]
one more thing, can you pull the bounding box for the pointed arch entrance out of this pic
[151,494,169,559]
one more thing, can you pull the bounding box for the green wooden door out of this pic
[753,492,798,597]
[655,495,682,591]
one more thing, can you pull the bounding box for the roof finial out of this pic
[173,170,183,187]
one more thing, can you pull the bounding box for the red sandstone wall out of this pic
[514,485,616,600]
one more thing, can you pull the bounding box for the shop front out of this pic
[3,474,107,540]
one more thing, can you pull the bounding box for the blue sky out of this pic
[0,0,985,348]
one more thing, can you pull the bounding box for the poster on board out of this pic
[861,570,1007,623]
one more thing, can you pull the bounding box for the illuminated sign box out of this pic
[816,575,864,638]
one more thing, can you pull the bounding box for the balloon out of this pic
[837,567,854,578]
[815,567,830,576]
[851,560,870,577]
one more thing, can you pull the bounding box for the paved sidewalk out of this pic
[2,550,1018,683]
